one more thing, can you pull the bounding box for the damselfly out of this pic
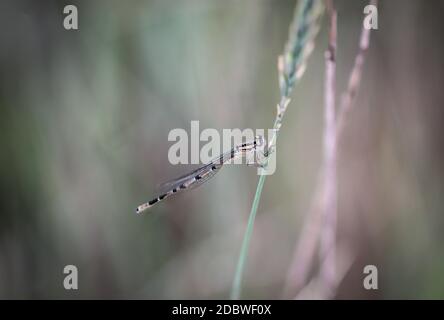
[136,135,266,213]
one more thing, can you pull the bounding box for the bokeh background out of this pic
[1,0,444,299]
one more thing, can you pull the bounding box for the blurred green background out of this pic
[1,0,444,299]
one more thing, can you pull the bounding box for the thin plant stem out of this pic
[283,0,377,299]
[319,2,337,296]
[230,173,266,300]
[337,0,378,134]
[230,0,324,300]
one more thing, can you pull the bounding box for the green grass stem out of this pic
[230,0,324,299]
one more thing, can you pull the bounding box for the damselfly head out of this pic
[254,135,265,148]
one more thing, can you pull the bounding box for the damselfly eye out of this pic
[254,135,264,147]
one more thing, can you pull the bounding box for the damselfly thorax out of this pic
[136,135,267,213]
